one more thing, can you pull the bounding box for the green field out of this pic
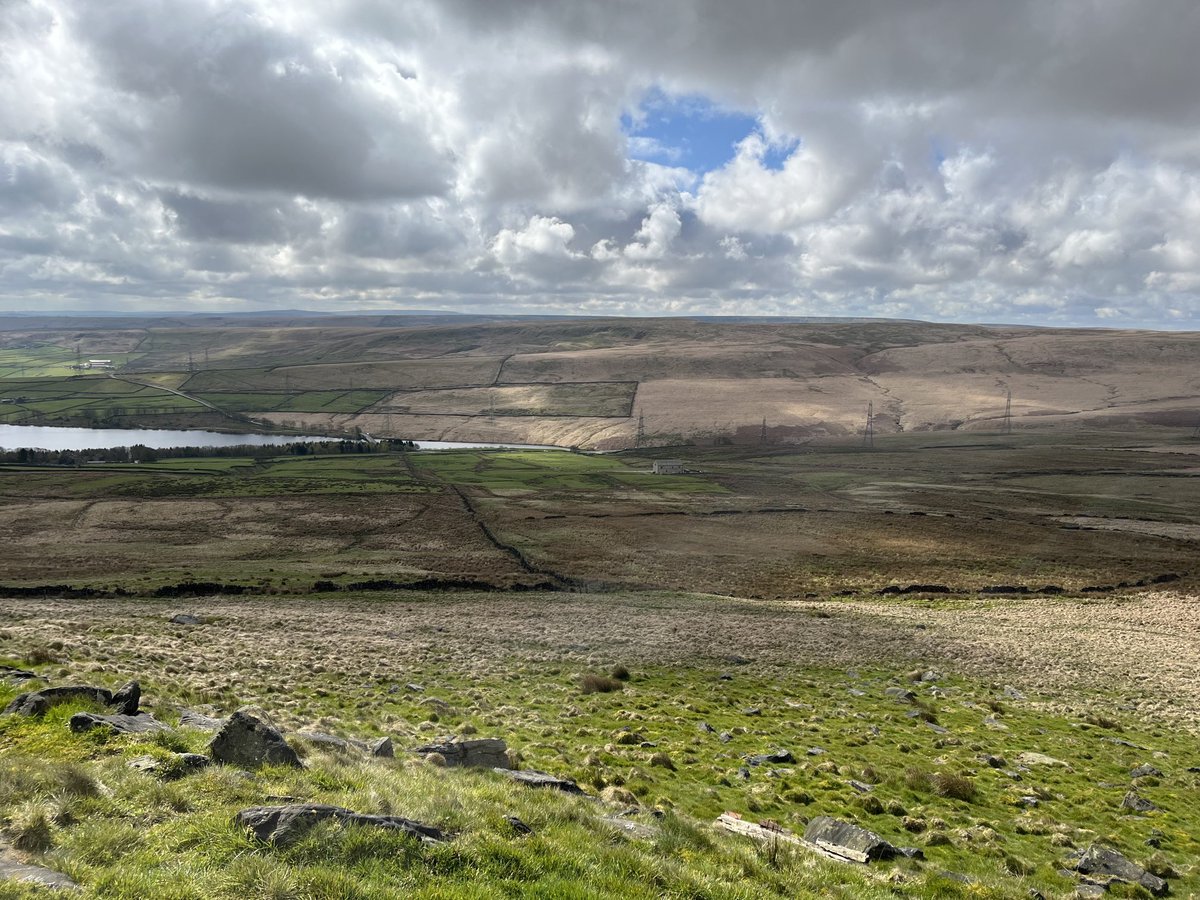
[0,376,205,425]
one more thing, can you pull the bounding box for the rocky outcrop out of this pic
[802,816,897,863]
[4,685,113,717]
[1074,844,1168,896]
[413,738,511,769]
[209,711,301,769]
[234,804,445,847]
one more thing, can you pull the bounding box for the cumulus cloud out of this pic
[0,0,1199,325]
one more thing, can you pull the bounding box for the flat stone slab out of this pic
[496,768,585,794]
[68,712,170,735]
[1016,751,1071,768]
[235,804,445,847]
[0,844,79,891]
[127,753,210,779]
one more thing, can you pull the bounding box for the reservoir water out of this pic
[0,424,561,452]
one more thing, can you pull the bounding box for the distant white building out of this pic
[85,359,115,370]
[652,459,685,475]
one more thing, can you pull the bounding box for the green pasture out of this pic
[0,376,205,424]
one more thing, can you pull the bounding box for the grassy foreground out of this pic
[2,591,1198,898]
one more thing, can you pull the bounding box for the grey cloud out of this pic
[161,191,321,245]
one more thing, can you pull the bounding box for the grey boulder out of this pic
[1075,844,1168,897]
[412,738,510,769]
[209,711,301,769]
[69,712,170,735]
[803,815,897,863]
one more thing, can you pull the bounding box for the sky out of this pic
[2,1,1200,327]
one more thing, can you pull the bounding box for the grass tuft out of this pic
[580,673,624,694]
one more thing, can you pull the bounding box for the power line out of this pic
[863,401,874,448]
[635,408,645,449]
[1002,388,1013,434]
[759,416,767,446]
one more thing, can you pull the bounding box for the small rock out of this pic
[406,683,424,692]
[746,749,794,766]
[369,736,394,758]
[1073,886,1106,899]
[505,815,533,835]
[697,721,715,733]
[614,731,645,745]
[806,746,826,756]
[1131,763,1162,779]
[848,780,874,793]
[127,752,210,779]
[169,613,204,625]
[209,710,301,769]
[885,687,917,703]
[1121,791,1157,812]
[742,707,762,717]
[0,665,42,685]
[1002,685,1026,701]
[719,732,733,743]
[110,680,141,716]
[600,816,657,839]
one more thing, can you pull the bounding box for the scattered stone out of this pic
[614,731,645,745]
[169,613,204,625]
[4,685,113,717]
[369,736,394,758]
[1017,796,1040,808]
[742,707,762,717]
[925,722,950,735]
[983,754,1007,768]
[1121,791,1157,812]
[497,768,585,794]
[1131,763,1162,779]
[1075,843,1168,896]
[1002,685,1026,701]
[406,683,424,692]
[983,716,1009,730]
[1073,885,1106,899]
[235,804,445,847]
[848,780,874,793]
[110,680,141,716]
[724,654,751,665]
[746,749,794,766]
[68,711,170,735]
[939,871,976,885]
[1105,737,1148,750]
[802,816,897,863]
[0,842,80,891]
[411,738,510,769]
[896,847,925,860]
[178,709,226,731]
[719,732,733,743]
[505,815,533,836]
[127,753,210,779]
[806,746,826,756]
[1016,751,1070,768]
[209,711,301,769]
[885,687,917,702]
[698,721,715,733]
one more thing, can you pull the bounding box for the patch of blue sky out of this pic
[624,88,796,174]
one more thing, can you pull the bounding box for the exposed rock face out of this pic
[209,711,301,769]
[497,769,584,794]
[412,738,510,769]
[369,736,394,758]
[110,680,141,716]
[68,712,170,735]
[803,815,897,863]
[1075,843,1168,896]
[4,685,113,717]
[234,804,445,847]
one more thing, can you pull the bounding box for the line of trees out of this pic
[0,438,418,466]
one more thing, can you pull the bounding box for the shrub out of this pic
[580,674,623,694]
[904,768,933,792]
[610,665,631,681]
